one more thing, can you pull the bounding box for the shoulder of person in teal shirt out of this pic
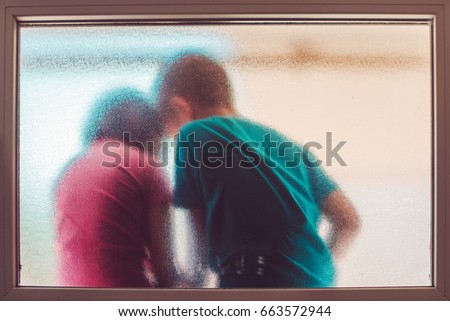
[174,115,338,210]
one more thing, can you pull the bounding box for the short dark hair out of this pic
[82,87,161,148]
[158,54,233,117]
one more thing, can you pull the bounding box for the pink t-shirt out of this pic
[55,140,171,287]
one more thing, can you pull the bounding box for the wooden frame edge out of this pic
[444,0,450,301]
[0,0,9,300]
[2,287,448,301]
[1,0,449,8]
[1,4,18,301]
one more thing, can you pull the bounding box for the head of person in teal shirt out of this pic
[157,53,238,135]
[157,53,361,288]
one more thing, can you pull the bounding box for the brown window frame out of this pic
[1,0,449,301]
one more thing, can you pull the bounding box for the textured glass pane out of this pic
[19,23,432,287]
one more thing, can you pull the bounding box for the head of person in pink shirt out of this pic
[54,87,175,288]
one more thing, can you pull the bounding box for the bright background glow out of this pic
[19,23,432,287]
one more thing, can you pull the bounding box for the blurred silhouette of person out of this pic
[55,87,175,287]
[157,54,361,288]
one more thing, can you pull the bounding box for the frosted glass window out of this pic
[19,23,432,287]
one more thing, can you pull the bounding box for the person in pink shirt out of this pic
[54,87,175,287]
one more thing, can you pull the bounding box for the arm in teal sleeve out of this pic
[304,148,339,206]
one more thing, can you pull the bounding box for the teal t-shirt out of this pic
[174,116,337,287]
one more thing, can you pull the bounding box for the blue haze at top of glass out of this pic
[20,26,234,68]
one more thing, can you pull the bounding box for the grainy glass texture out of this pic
[19,23,432,287]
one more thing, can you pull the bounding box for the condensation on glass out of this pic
[18,22,432,287]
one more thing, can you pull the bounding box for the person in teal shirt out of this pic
[158,54,361,288]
